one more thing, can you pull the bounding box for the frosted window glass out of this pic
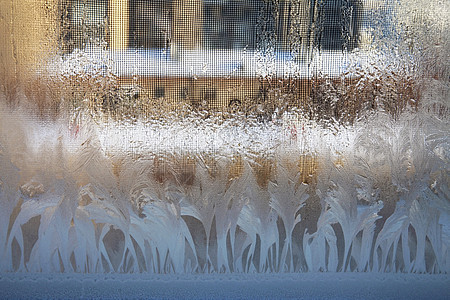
[0,0,448,279]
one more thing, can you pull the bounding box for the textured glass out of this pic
[0,0,448,281]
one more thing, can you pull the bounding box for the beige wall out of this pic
[109,0,129,50]
[0,0,58,102]
[173,0,203,51]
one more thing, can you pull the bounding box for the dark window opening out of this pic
[154,86,165,98]
[61,0,108,53]
[129,0,173,49]
[202,88,216,101]
[315,0,361,51]
[203,0,264,50]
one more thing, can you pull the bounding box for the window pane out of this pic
[0,0,448,284]
[203,0,264,49]
[129,0,173,49]
[63,0,108,51]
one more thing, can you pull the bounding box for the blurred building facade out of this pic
[1,0,367,109]
[62,0,363,109]
[62,0,362,53]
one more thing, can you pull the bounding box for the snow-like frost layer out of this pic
[0,273,449,299]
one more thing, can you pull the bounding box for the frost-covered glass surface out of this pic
[0,0,448,276]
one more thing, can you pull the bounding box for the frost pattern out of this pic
[0,0,449,274]
[0,97,448,274]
